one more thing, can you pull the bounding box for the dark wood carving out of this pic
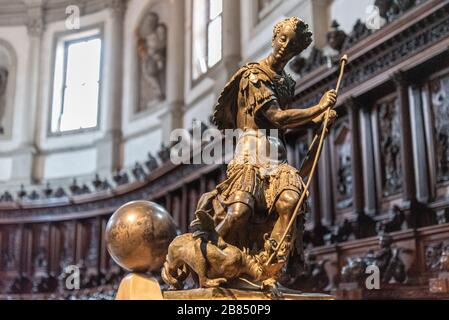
[331,117,353,210]
[376,96,403,197]
[430,75,449,183]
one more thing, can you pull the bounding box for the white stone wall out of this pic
[0,25,32,185]
[0,0,361,191]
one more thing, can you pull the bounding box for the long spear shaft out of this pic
[265,54,348,266]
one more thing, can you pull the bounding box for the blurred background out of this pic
[0,0,448,299]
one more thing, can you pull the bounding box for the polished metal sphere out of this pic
[105,200,177,273]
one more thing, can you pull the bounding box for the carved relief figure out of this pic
[340,234,408,284]
[378,98,403,196]
[0,67,8,134]
[431,76,449,182]
[33,225,50,271]
[425,241,449,272]
[333,120,353,209]
[59,222,75,270]
[136,12,167,113]
[1,227,20,271]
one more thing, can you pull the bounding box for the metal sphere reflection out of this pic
[105,201,177,273]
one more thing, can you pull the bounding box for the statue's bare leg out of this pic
[216,202,251,248]
[271,190,300,246]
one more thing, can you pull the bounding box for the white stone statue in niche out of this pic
[136,12,167,113]
[0,67,8,134]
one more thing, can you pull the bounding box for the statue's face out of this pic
[272,23,300,63]
[146,13,158,32]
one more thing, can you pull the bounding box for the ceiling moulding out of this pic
[0,0,112,27]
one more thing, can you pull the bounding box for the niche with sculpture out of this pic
[0,66,8,135]
[135,11,167,113]
[0,40,15,137]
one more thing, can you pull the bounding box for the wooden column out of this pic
[392,72,417,208]
[409,83,431,203]
[307,129,329,245]
[100,218,108,273]
[307,129,322,227]
[318,139,334,226]
[360,106,377,215]
[75,221,83,264]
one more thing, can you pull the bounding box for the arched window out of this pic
[192,0,223,81]
[50,28,103,134]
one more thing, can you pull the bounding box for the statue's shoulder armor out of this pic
[240,63,272,91]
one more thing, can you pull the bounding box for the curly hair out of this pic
[272,17,313,52]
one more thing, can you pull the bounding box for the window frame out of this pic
[190,0,223,86]
[47,24,104,137]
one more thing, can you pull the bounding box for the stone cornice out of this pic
[0,0,112,27]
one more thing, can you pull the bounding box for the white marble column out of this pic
[96,0,127,174]
[222,0,241,78]
[158,0,185,141]
[24,0,45,184]
[310,0,332,49]
[210,0,242,93]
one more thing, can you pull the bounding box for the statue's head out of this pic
[142,12,159,34]
[379,233,393,248]
[271,17,313,63]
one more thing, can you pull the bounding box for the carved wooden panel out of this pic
[0,226,21,273]
[373,95,404,202]
[32,224,49,275]
[84,219,100,269]
[330,117,353,212]
[58,221,76,270]
[429,74,449,184]
[424,240,449,272]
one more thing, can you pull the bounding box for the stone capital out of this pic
[107,0,127,19]
[24,0,46,37]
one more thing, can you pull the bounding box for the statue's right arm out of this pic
[261,101,327,129]
[260,89,337,130]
